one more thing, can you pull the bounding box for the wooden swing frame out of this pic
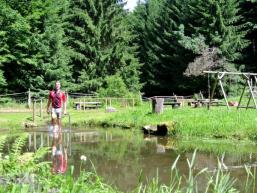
[203,71,257,110]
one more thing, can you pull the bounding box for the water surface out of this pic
[24,128,257,192]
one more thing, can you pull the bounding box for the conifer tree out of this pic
[0,0,31,91]
[130,0,249,95]
[185,0,248,70]
[65,0,141,93]
[130,0,200,95]
[0,0,72,92]
[240,0,257,72]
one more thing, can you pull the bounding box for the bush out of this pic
[0,97,13,104]
[98,74,130,97]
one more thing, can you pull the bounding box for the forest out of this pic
[0,0,256,96]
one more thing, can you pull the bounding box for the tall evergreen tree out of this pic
[130,0,249,95]
[65,0,141,92]
[240,0,257,72]
[0,0,72,92]
[128,0,164,94]
[0,0,31,91]
[184,0,249,70]
[130,0,202,95]
[28,0,72,90]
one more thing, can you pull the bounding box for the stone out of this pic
[105,106,117,113]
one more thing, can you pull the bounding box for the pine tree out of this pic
[240,0,257,72]
[0,0,31,91]
[29,0,72,90]
[65,0,141,93]
[0,0,72,92]
[130,0,249,95]
[130,0,201,95]
[185,0,248,69]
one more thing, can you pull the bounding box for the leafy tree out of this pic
[98,74,129,97]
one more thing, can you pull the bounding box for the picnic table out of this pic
[74,101,102,109]
[190,99,221,107]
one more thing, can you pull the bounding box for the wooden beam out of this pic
[203,71,257,76]
[237,79,247,109]
[219,79,229,109]
[247,79,257,109]
[208,73,218,110]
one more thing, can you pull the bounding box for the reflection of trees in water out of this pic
[46,130,257,192]
[73,129,145,162]
[70,129,145,192]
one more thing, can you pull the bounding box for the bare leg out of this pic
[57,118,62,131]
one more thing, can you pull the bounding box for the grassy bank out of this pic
[0,102,257,141]
[66,103,257,141]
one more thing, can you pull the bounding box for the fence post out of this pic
[28,89,31,109]
[66,91,69,106]
[83,97,85,111]
[40,98,43,117]
[33,99,36,122]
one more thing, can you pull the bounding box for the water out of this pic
[24,128,257,192]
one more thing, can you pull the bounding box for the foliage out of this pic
[0,0,257,98]
[0,133,49,178]
[0,0,141,93]
[65,0,141,93]
[98,74,130,97]
[0,0,72,92]
[240,0,257,72]
[0,133,121,193]
[130,0,250,95]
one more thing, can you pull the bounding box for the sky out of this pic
[124,0,138,11]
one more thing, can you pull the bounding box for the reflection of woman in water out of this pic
[49,123,68,174]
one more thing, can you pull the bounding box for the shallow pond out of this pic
[17,128,257,192]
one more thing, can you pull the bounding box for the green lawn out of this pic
[1,102,257,141]
[64,103,257,140]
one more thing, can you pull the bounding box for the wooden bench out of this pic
[189,99,221,107]
[163,98,181,109]
[74,101,102,110]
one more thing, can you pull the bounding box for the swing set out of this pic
[203,71,257,110]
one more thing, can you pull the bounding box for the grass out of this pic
[0,101,257,141]
[175,138,257,155]
[0,112,32,130]
[64,102,257,141]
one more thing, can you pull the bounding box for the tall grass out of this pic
[133,150,256,193]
